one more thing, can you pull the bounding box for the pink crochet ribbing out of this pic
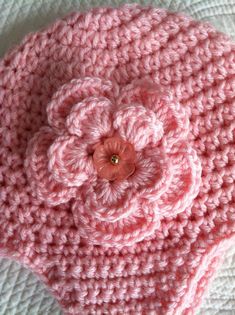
[0,4,235,315]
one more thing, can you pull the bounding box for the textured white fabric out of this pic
[0,1,234,314]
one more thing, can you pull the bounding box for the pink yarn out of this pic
[24,76,201,246]
[0,4,235,314]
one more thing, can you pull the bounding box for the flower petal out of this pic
[158,144,202,216]
[154,96,189,151]
[117,79,189,150]
[89,179,130,208]
[81,179,138,222]
[113,104,163,151]
[48,134,95,187]
[66,96,113,142]
[127,147,173,202]
[24,127,77,205]
[72,199,160,247]
[47,77,112,133]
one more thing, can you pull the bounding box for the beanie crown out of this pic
[0,4,234,314]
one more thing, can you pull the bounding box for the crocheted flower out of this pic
[25,77,201,247]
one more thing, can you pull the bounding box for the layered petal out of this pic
[117,80,189,149]
[90,179,130,206]
[127,147,173,202]
[113,104,163,151]
[66,96,113,142]
[24,127,77,205]
[72,199,160,247]
[47,77,112,133]
[82,179,139,222]
[48,134,95,187]
[158,144,202,217]
[154,96,189,150]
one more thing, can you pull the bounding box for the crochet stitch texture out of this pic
[25,77,201,247]
[0,3,235,315]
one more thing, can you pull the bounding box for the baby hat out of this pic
[0,3,235,314]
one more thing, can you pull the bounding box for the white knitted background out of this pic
[0,1,234,314]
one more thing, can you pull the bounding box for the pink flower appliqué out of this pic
[25,77,201,247]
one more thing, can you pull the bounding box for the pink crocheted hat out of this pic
[0,3,235,314]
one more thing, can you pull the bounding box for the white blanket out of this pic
[0,1,234,314]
